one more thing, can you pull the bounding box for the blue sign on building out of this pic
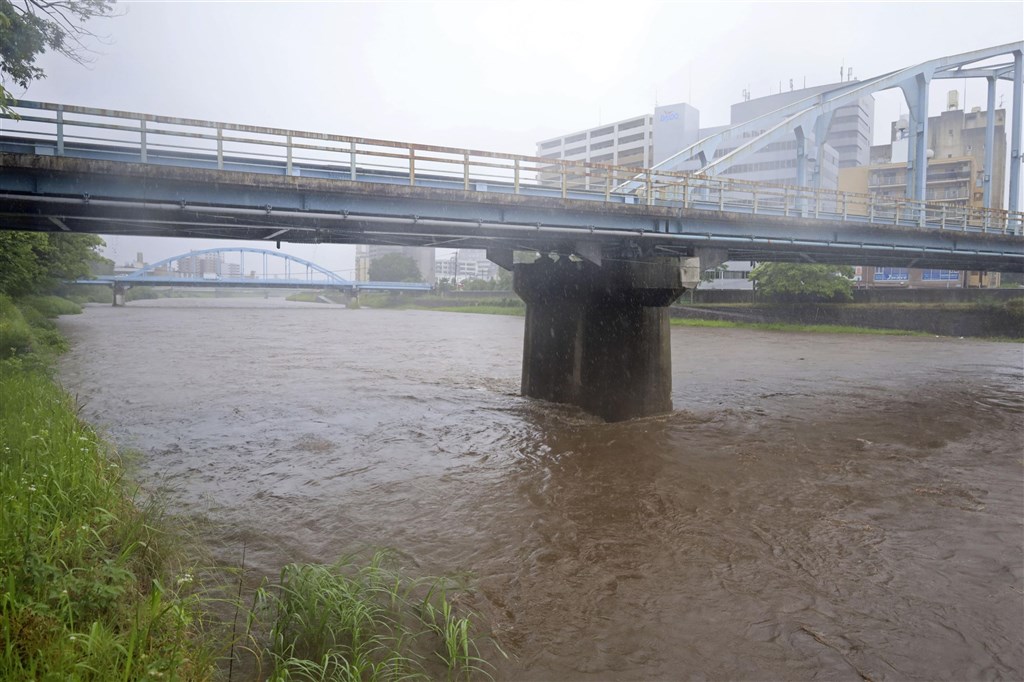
[874,267,909,282]
[921,269,959,281]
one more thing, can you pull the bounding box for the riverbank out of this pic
[2,295,496,680]
[0,294,217,679]
[400,298,1022,338]
[671,300,1024,339]
[51,298,1024,679]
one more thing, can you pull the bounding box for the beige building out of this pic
[839,95,1006,288]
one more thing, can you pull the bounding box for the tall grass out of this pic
[424,306,524,316]
[0,294,34,358]
[245,551,497,681]
[20,294,83,318]
[1,294,500,680]
[0,361,217,679]
[0,293,217,679]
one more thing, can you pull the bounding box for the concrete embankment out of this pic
[671,299,1024,338]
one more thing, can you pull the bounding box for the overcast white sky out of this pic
[12,0,1024,275]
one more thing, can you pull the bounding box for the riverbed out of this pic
[57,298,1024,680]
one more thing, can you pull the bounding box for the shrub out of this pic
[0,294,34,358]
[20,294,83,318]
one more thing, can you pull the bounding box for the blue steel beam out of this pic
[638,42,1022,191]
[125,246,353,284]
[81,276,430,291]
[1011,49,1023,222]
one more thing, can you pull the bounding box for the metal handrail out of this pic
[2,99,1021,236]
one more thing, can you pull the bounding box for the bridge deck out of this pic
[2,101,1022,272]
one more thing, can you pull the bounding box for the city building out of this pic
[434,249,500,282]
[536,82,875,289]
[535,82,874,191]
[839,92,1006,288]
[176,250,241,278]
[355,245,435,284]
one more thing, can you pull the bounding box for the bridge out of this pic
[1,43,1022,421]
[78,246,431,305]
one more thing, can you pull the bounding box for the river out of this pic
[56,298,1023,680]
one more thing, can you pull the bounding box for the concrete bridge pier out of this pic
[342,291,360,309]
[513,255,686,422]
[112,283,127,307]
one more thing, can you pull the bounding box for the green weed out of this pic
[0,358,217,679]
[247,551,498,681]
[426,306,524,317]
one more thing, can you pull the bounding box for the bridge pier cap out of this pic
[513,255,686,422]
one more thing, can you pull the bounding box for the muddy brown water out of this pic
[57,298,1023,680]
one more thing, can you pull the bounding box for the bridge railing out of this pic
[3,100,1021,236]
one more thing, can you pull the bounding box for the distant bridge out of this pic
[78,247,430,304]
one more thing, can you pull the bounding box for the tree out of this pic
[494,267,513,291]
[0,232,49,296]
[368,253,423,283]
[0,231,106,296]
[0,0,116,109]
[749,262,855,302]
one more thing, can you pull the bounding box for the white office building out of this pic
[435,249,500,282]
[535,83,875,288]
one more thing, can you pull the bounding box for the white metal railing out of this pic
[2,100,1022,236]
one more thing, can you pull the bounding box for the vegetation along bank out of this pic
[0,232,495,680]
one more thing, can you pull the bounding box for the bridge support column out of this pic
[112,283,127,307]
[513,255,685,422]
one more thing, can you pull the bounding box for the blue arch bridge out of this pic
[79,246,430,305]
[2,42,1022,420]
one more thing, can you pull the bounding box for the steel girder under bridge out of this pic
[0,143,1021,274]
[1,86,1023,273]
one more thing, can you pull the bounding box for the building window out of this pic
[591,126,614,138]
[618,118,645,131]
[873,267,909,282]
[591,139,614,151]
[539,139,561,150]
[618,132,646,144]
[922,269,959,281]
[591,153,614,163]
[565,146,586,156]
[565,133,586,144]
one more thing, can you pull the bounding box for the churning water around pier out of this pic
[57,299,1023,680]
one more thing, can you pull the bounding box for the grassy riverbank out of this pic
[427,305,524,316]
[1,294,496,680]
[669,318,928,335]
[0,294,217,679]
[414,303,935,335]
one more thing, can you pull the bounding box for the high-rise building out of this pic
[535,82,874,191]
[177,250,228,277]
[434,249,500,282]
[536,84,875,289]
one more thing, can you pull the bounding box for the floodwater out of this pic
[57,298,1023,680]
